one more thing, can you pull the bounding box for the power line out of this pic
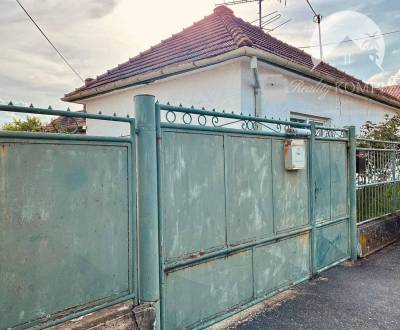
[15,0,84,82]
[298,30,400,49]
[305,0,323,61]
[305,0,317,16]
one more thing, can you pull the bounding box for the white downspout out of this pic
[251,56,262,118]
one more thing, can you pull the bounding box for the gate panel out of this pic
[273,139,309,232]
[164,250,252,329]
[316,220,349,270]
[0,140,133,329]
[226,135,273,244]
[331,142,348,219]
[315,141,331,221]
[162,131,226,260]
[314,139,350,271]
[314,141,348,223]
[253,233,310,297]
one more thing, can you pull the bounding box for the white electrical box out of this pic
[284,139,306,170]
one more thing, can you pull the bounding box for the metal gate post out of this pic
[135,95,161,328]
[309,122,317,275]
[391,150,396,212]
[348,126,358,261]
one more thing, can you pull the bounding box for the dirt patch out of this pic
[308,276,328,285]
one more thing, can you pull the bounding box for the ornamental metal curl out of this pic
[166,111,176,123]
[198,114,207,126]
[161,108,291,133]
[240,120,257,130]
[315,128,347,139]
[160,106,348,136]
[211,116,219,127]
[183,112,192,125]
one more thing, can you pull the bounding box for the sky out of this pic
[0,0,399,124]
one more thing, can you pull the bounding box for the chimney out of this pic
[214,5,234,16]
[85,77,94,86]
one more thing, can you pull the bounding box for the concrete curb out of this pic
[48,301,155,330]
[358,214,400,257]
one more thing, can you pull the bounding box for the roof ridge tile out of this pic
[64,6,400,106]
[217,10,253,48]
[116,13,218,70]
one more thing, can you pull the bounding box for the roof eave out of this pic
[248,47,400,111]
[62,48,247,103]
[62,46,400,111]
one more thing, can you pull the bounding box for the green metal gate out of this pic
[139,100,358,329]
[0,105,137,329]
[0,96,358,330]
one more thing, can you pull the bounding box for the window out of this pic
[289,112,330,126]
[290,117,306,124]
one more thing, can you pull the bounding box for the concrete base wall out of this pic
[48,301,155,330]
[358,214,400,257]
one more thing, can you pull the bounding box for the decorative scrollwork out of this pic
[183,112,192,125]
[166,111,176,123]
[241,120,257,130]
[315,128,347,139]
[160,106,349,138]
[161,108,297,134]
[211,116,219,127]
[198,114,207,126]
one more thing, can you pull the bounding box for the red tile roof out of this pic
[45,116,86,134]
[64,5,400,106]
[380,85,400,100]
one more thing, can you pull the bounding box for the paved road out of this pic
[235,241,400,330]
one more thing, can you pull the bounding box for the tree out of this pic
[2,116,43,132]
[359,114,400,142]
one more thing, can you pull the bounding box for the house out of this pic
[63,5,400,136]
[380,85,400,100]
[45,115,86,134]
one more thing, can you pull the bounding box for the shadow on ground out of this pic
[234,241,400,330]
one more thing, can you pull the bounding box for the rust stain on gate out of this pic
[1,144,8,157]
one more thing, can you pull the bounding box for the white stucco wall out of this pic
[84,59,242,136]
[81,56,398,136]
[240,58,398,131]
